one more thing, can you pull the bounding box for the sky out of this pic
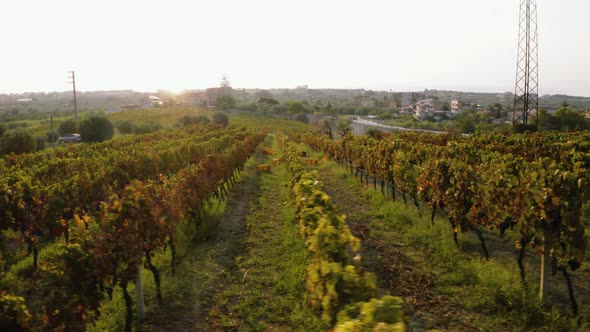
[1,0,589,96]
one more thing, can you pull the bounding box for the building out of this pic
[414,99,444,118]
[400,92,426,108]
[399,106,414,116]
[450,99,477,116]
[140,96,164,108]
[177,91,208,106]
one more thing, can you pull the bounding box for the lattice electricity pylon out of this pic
[513,0,539,126]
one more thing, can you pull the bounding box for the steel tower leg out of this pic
[513,0,539,127]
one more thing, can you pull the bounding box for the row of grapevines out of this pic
[393,130,590,163]
[0,125,253,271]
[294,131,589,315]
[277,134,405,332]
[0,126,265,331]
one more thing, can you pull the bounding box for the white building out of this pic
[450,99,477,116]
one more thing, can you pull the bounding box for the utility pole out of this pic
[513,0,539,127]
[50,112,55,150]
[68,71,79,127]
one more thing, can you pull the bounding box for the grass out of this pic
[107,107,215,129]
[231,112,311,132]
[205,135,325,331]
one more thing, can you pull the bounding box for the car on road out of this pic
[58,133,81,143]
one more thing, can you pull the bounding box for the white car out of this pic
[58,133,81,143]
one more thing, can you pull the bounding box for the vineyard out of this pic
[1,115,590,331]
[290,130,590,328]
[0,123,265,331]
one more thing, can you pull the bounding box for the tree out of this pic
[454,114,476,134]
[258,98,279,106]
[220,74,231,88]
[553,106,589,131]
[272,104,288,113]
[0,124,6,137]
[536,109,555,131]
[0,128,37,155]
[536,106,590,132]
[255,90,273,99]
[58,119,77,136]
[487,103,503,119]
[321,119,333,139]
[79,115,114,142]
[216,95,236,111]
[212,112,229,126]
[286,101,306,114]
[336,117,352,134]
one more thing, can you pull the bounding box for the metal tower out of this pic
[513,0,539,126]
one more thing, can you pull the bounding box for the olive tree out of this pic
[79,115,114,142]
[58,119,77,136]
[0,128,37,155]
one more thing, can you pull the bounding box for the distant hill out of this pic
[2,88,589,113]
[539,94,590,110]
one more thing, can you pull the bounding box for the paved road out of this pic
[352,118,470,136]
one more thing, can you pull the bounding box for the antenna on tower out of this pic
[513,0,539,128]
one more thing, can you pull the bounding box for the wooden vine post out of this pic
[131,199,146,322]
[539,227,553,304]
[136,263,146,321]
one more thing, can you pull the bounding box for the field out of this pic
[1,108,589,331]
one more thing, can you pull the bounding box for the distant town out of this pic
[2,86,590,112]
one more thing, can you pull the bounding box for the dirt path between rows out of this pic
[315,163,590,331]
[141,158,262,332]
[315,166,497,331]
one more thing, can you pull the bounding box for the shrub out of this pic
[7,122,29,130]
[0,128,37,155]
[116,120,134,134]
[176,115,210,127]
[58,119,77,136]
[147,121,163,131]
[46,130,59,144]
[295,113,309,123]
[35,136,47,151]
[212,112,229,126]
[79,115,114,142]
[133,121,162,135]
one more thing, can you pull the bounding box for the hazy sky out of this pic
[1,0,589,96]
